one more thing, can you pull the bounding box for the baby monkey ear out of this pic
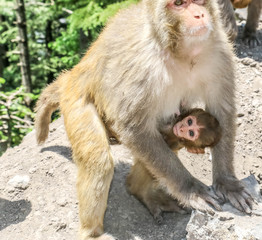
[186,147,205,154]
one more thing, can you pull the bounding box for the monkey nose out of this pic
[180,126,185,132]
[194,13,205,19]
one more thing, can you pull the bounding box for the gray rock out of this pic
[241,57,253,66]
[253,77,262,92]
[56,198,68,207]
[186,175,262,240]
[7,175,30,190]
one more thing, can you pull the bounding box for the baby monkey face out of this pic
[173,115,204,141]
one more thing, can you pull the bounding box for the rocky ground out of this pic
[0,11,261,240]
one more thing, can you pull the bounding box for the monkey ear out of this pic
[186,147,205,154]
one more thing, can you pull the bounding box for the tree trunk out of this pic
[0,15,5,78]
[45,20,54,84]
[14,0,32,93]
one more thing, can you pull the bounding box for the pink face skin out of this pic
[173,115,204,141]
[167,0,211,38]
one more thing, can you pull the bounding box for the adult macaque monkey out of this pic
[219,0,262,47]
[35,0,253,239]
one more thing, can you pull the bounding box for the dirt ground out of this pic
[0,11,261,240]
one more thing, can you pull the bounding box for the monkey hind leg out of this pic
[34,80,61,144]
[126,160,187,225]
[157,195,189,215]
[62,101,114,240]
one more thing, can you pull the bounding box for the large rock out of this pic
[186,175,262,240]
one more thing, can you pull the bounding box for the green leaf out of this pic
[0,78,6,84]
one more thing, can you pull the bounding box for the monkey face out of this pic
[173,115,204,141]
[167,0,213,41]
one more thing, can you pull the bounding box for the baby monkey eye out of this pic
[188,118,193,126]
[174,0,183,6]
[189,130,194,137]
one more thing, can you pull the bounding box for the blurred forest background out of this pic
[0,0,138,155]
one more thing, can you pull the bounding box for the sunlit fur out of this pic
[34,0,251,239]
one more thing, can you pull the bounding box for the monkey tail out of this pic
[34,80,60,145]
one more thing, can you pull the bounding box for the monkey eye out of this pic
[174,0,183,6]
[189,130,194,137]
[187,118,193,126]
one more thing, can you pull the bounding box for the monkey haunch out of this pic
[35,0,253,239]
[127,108,222,224]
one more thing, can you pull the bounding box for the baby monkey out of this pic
[126,108,222,224]
[161,108,222,154]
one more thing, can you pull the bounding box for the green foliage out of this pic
[49,30,80,74]
[0,79,37,155]
[0,0,139,154]
[69,0,139,38]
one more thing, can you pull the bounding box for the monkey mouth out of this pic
[189,26,209,36]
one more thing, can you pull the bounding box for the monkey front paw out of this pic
[213,176,253,214]
[183,179,222,213]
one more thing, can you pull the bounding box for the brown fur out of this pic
[231,0,252,8]
[35,1,251,239]
[126,160,188,224]
[127,108,222,223]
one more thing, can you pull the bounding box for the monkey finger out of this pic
[227,192,247,213]
[211,187,226,203]
[204,195,222,211]
[197,148,205,154]
[187,148,196,154]
[207,187,221,201]
[250,38,261,48]
[235,193,252,214]
[243,188,254,201]
[241,191,255,209]
[189,198,215,214]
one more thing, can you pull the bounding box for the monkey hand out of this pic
[213,175,253,214]
[182,178,222,213]
[186,147,205,154]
